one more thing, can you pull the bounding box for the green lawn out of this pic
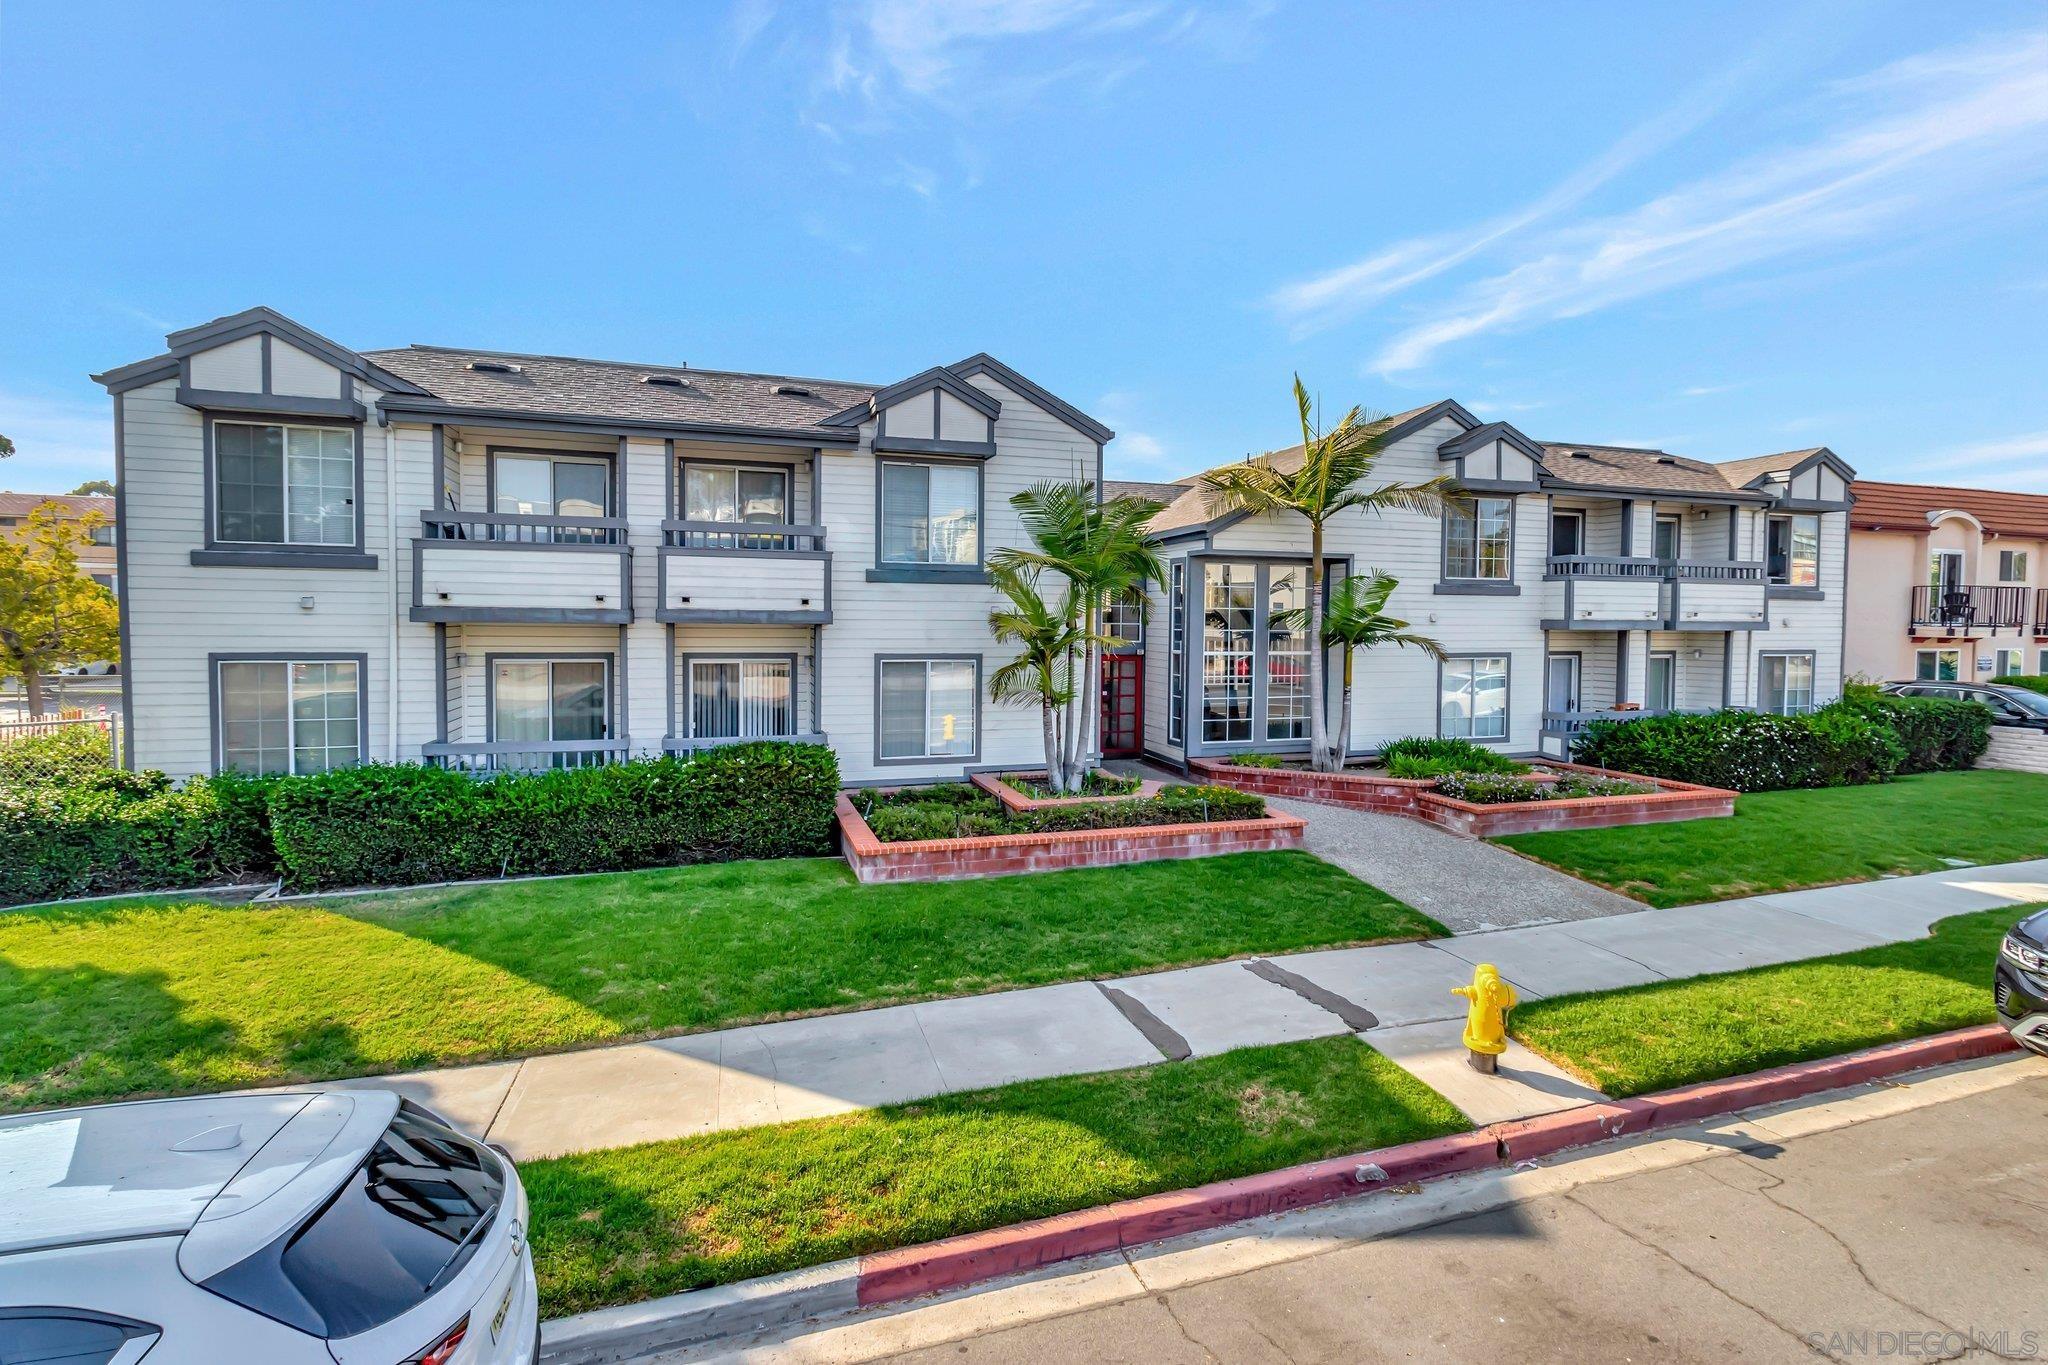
[522,1036,1469,1316]
[1511,905,2032,1097]
[0,851,1440,1112]
[1496,770,2048,907]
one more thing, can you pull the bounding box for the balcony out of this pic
[411,511,632,625]
[1667,559,1767,630]
[1909,584,2031,635]
[658,520,831,625]
[1541,556,1666,630]
[2038,589,2048,636]
[421,739,632,773]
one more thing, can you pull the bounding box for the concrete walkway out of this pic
[345,858,2048,1158]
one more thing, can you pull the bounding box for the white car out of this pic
[0,1091,538,1364]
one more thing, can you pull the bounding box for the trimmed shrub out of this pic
[1226,752,1286,769]
[1552,774,1655,798]
[1835,684,1989,773]
[1379,736,1529,779]
[1573,705,1905,792]
[1993,674,2048,697]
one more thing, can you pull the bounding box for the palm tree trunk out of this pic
[1078,635,1100,781]
[1058,641,1083,792]
[1338,646,1355,771]
[1307,524,1332,771]
[1042,699,1061,787]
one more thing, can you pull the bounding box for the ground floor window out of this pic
[688,658,794,739]
[492,658,610,743]
[1265,566,1310,740]
[1441,656,1508,740]
[1760,652,1816,715]
[878,657,977,760]
[1201,562,1257,743]
[217,658,361,775]
[1915,648,1962,682]
[1168,561,1186,745]
[1994,648,2024,679]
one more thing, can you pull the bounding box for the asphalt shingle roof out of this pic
[0,492,113,519]
[361,346,879,435]
[1713,449,1826,489]
[1102,479,1188,505]
[1535,443,1760,499]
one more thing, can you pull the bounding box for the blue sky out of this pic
[3,1,2046,494]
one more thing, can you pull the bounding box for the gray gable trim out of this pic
[376,397,862,447]
[92,355,182,394]
[947,353,1114,444]
[1378,399,1480,446]
[164,306,432,396]
[1727,445,1859,491]
[178,388,366,421]
[822,365,1002,430]
[1437,420,1545,462]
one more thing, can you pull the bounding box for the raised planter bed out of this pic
[1190,757,1734,837]
[836,791,1306,884]
[971,770,1163,813]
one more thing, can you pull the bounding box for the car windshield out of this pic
[1999,688,2048,717]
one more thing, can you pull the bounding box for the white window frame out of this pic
[1916,648,1962,683]
[213,419,358,548]
[214,657,363,776]
[1994,648,2024,679]
[1440,655,1510,742]
[1759,651,1816,715]
[1767,513,1820,587]
[685,657,796,740]
[876,657,980,762]
[1998,549,2030,583]
[1444,496,1513,581]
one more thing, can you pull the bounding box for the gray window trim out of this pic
[1766,511,1822,588]
[872,652,983,767]
[1647,649,1678,711]
[678,652,802,740]
[1437,493,1518,592]
[199,414,372,565]
[1548,507,1586,558]
[1757,649,1818,715]
[208,651,371,776]
[869,454,986,580]
[483,652,617,743]
[485,444,618,516]
[1437,651,1514,746]
[1167,559,1187,747]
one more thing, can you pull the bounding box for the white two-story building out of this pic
[95,307,1112,783]
[1109,400,1855,767]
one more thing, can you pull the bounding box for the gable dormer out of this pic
[1435,418,1545,492]
[823,365,1001,457]
[164,307,431,419]
[1728,447,1857,511]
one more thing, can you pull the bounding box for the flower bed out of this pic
[976,770,1159,812]
[837,782,1306,883]
[1190,757,1733,837]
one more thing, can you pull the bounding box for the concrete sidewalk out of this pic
[346,858,2048,1158]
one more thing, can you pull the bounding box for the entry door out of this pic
[1647,652,1677,712]
[1100,654,1143,757]
[1653,515,1682,562]
[1544,654,1581,715]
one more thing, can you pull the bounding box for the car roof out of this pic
[0,1091,397,1258]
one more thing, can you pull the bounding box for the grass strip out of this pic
[1495,770,2048,907]
[0,851,1441,1111]
[522,1036,1470,1317]
[1511,904,2035,1097]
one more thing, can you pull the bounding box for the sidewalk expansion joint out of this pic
[1243,958,1380,1031]
[1094,981,1193,1061]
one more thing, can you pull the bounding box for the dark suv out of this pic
[1997,908,2048,1056]
[1880,680,2048,731]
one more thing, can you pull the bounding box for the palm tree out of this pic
[993,482,1164,791]
[1320,572,1445,764]
[987,563,1090,781]
[1199,377,1459,772]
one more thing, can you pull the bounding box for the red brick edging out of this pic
[1189,757,1735,837]
[969,770,1165,813]
[855,1024,2019,1306]
[836,793,1306,883]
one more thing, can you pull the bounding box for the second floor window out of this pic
[881,461,979,566]
[2000,549,2030,583]
[1767,514,1819,586]
[1444,495,1511,580]
[216,421,355,546]
[685,464,788,524]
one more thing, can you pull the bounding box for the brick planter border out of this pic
[970,770,1164,813]
[1190,757,1734,837]
[836,793,1306,884]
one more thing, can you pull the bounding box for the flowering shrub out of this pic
[1572,705,1904,792]
[1432,771,1654,805]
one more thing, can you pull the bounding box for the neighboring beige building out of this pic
[1845,481,2048,684]
[0,491,118,592]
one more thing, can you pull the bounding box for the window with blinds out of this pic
[688,658,794,739]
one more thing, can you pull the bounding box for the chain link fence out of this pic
[0,717,123,787]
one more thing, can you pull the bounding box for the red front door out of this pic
[1100,654,1143,758]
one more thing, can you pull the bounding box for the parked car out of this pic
[0,1090,536,1364]
[1880,679,2048,730]
[1998,908,2048,1057]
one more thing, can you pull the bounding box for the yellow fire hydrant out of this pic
[1451,963,1517,1074]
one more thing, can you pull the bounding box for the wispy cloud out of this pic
[1679,383,1738,397]
[1352,29,2048,375]
[0,391,114,491]
[1921,428,2048,480]
[1095,390,1178,477]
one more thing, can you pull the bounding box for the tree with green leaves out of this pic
[0,502,121,717]
[0,435,15,459]
[987,562,1095,781]
[1199,378,1459,771]
[68,479,116,497]
[992,482,1164,792]
[1319,572,1445,762]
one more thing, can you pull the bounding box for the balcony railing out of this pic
[1541,706,1712,736]
[663,520,826,552]
[1546,555,1665,578]
[1671,559,1763,582]
[2037,588,2048,636]
[1909,584,2030,632]
[420,740,631,773]
[421,510,627,545]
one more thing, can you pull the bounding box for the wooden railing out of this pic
[1546,555,1666,579]
[1540,706,1710,735]
[420,510,628,546]
[420,739,631,773]
[1672,559,1764,582]
[1909,584,2030,631]
[663,520,827,552]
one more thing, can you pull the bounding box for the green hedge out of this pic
[1379,735,1528,779]
[1993,674,2048,697]
[1572,705,1907,792]
[0,741,840,905]
[1835,683,1991,773]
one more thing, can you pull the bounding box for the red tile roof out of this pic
[1849,480,2048,537]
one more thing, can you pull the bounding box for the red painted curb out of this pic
[854,1024,2020,1308]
